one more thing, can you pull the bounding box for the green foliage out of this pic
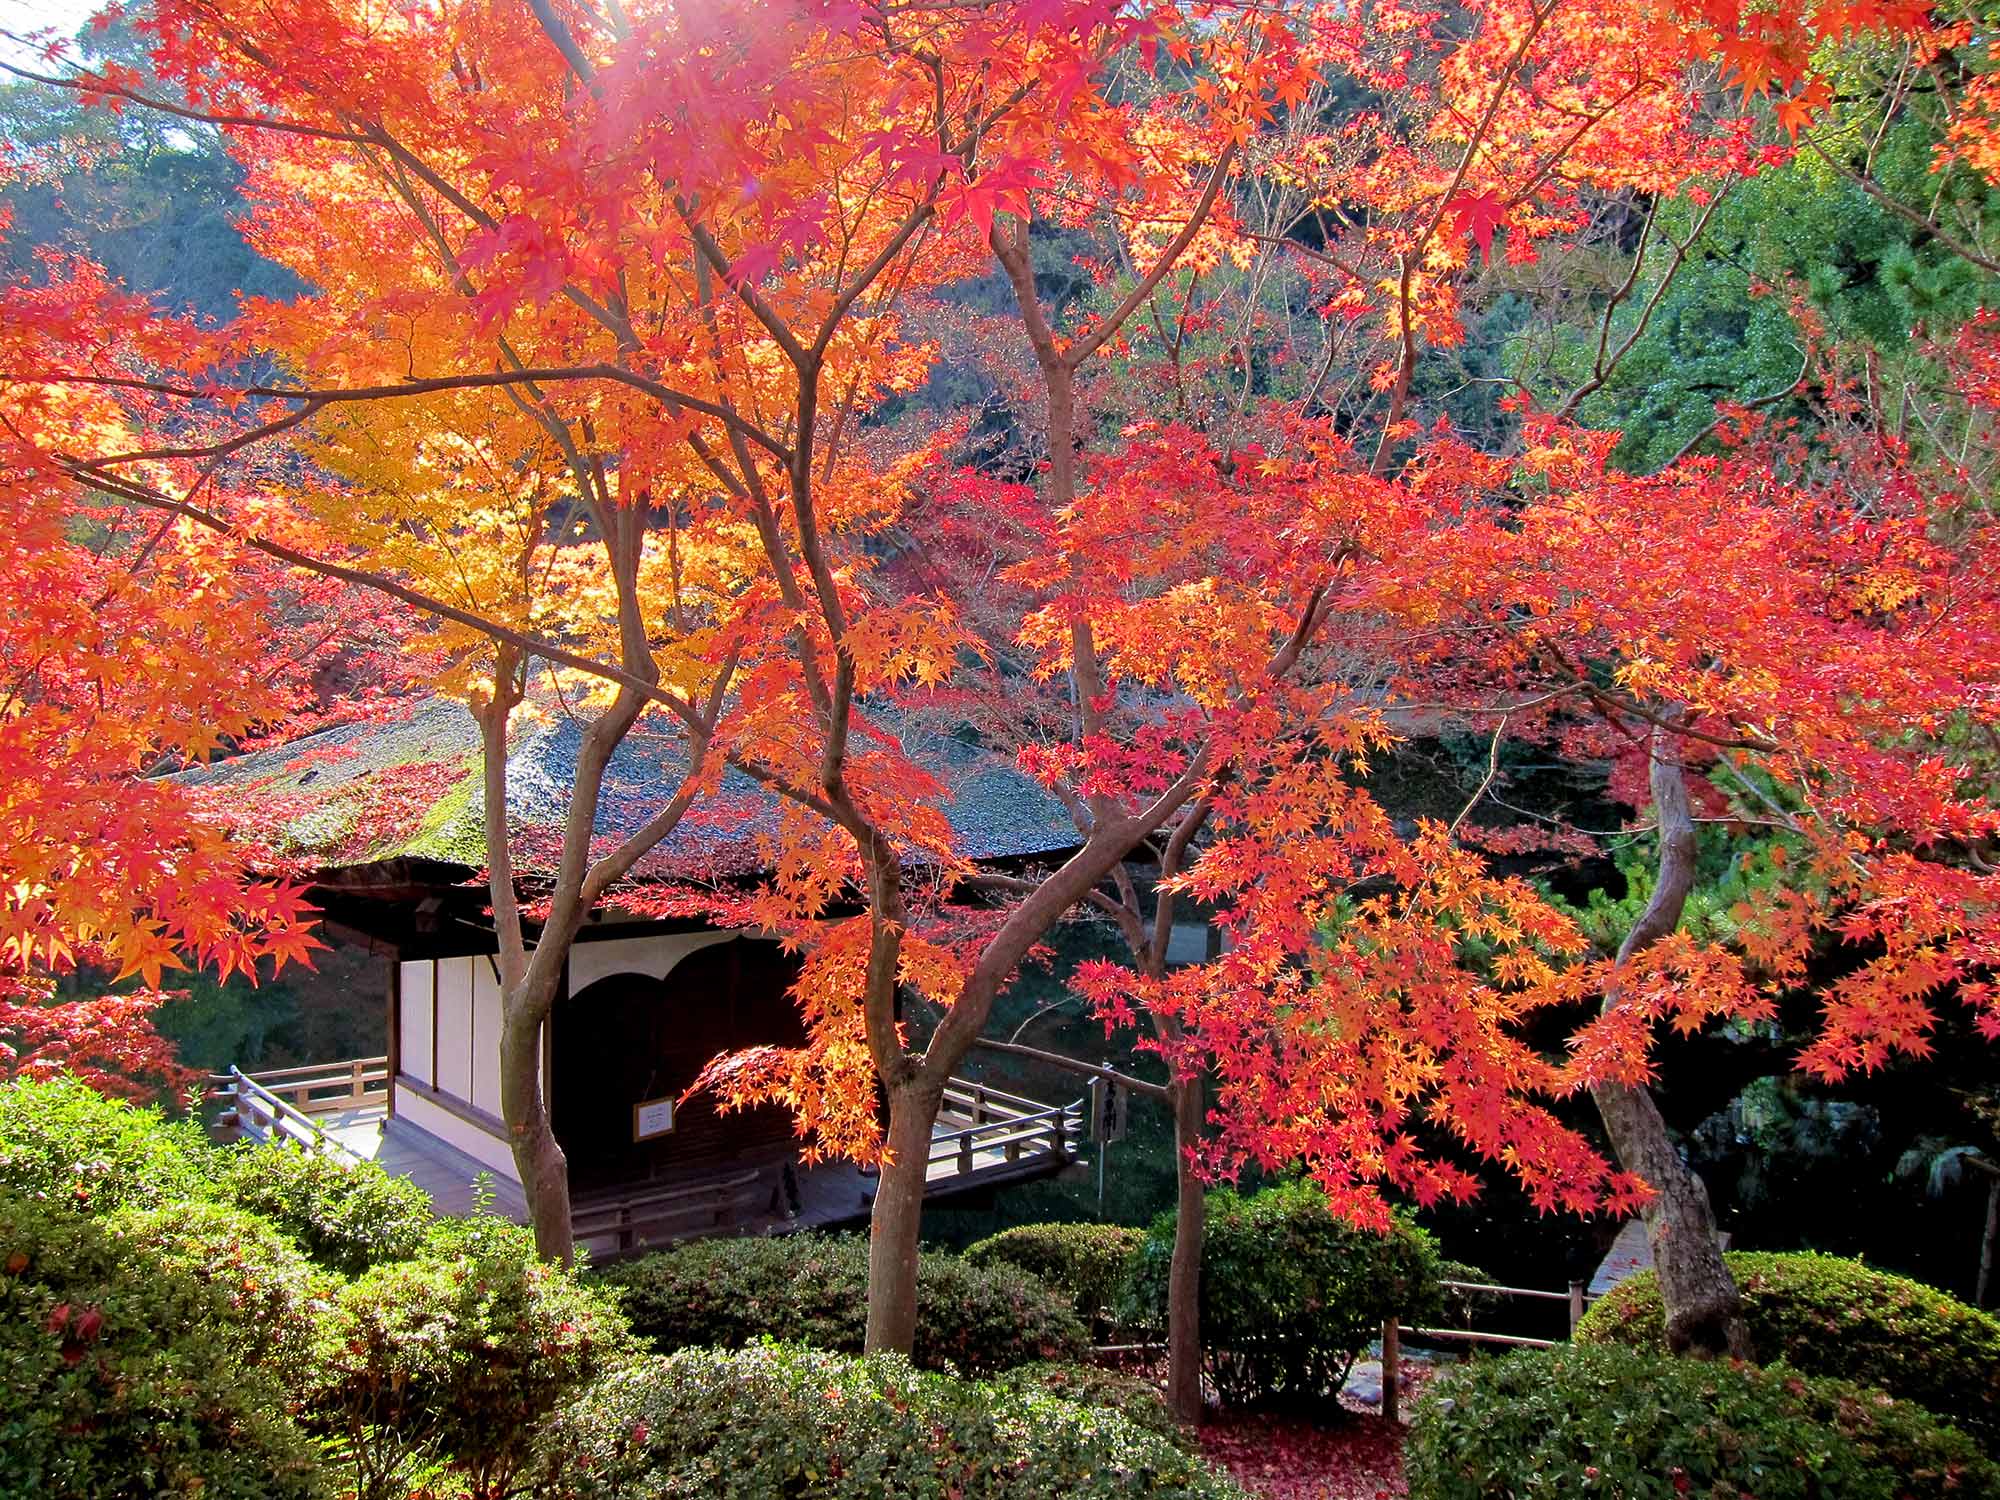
[963,1220,1144,1322]
[220,1138,434,1275]
[529,1342,1244,1499]
[0,1072,217,1212]
[1126,1178,1442,1408]
[0,10,302,321]
[1514,115,2000,474]
[987,1360,1192,1449]
[1406,1343,2000,1500]
[598,1231,1089,1376]
[0,1188,330,1500]
[1575,1251,2000,1449]
[307,1213,629,1500]
[105,1198,334,1369]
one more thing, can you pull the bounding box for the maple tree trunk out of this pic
[1590,720,1750,1359]
[500,995,573,1264]
[865,1076,943,1355]
[1165,1073,1206,1422]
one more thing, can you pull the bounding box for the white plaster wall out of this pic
[472,958,504,1118]
[396,1088,519,1181]
[399,960,434,1086]
[435,957,474,1101]
[565,930,737,996]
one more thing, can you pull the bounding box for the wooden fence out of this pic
[1379,1277,1594,1421]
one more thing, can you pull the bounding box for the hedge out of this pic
[528,1343,1244,1499]
[597,1231,1088,1375]
[1575,1251,2000,1449]
[1126,1178,1442,1407]
[0,1189,330,1500]
[1407,1343,2000,1500]
[0,1073,217,1212]
[964,1221,1144,1322]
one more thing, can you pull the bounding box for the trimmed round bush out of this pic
[1407,1343,2000,1500]
[220,1138,434,1275]
[307,1214,629,1500]
[1576,1250,2000,1449]
[0,1073,217,1213]
[0,1189,330,1500]
[965,1221,1144,1322]
[1126,1177,1442,1408]
[529,1342,1245,1499]
[597,1231,1087,1375]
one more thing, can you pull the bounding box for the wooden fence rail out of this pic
[1380,1277,1593,1422]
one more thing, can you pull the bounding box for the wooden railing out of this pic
[209,1056,389,1117]
[211,1066,360,1161]
[571,1168,772,1257]
[931,1079,1085,1179]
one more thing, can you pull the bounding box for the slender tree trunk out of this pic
[500,1000,573,1264]
[865,1076,944,1354]
[1165,1073,1206,1421]
[1590,719,1750,1358]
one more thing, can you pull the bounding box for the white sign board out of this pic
[633,1097,676,1140]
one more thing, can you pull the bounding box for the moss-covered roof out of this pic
[180,696,1077,881]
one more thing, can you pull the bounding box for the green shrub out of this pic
[221,1138,434,1275]
[528,1342,1245,1499]
[1126,1177,1442,1408]
[598,1231,1088,1375]
[988,1360,1190,1449]
[105,1199,334,1369]
[1406,1343,2000,1500]
[0,1073,217,1212]
[965,1221,1144,1322]
[307,1213,629,1500]
[0,1189,330,1500]
[1576,1251,2000,1449]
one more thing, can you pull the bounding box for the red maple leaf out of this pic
[1442,189,1506,263]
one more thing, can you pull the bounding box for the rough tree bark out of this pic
[1590,720,1752,1358]
[1164,1070,1206,1418]
[865,1076,946,1354]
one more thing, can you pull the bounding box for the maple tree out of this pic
[0,245,413,1099]
[7,0,2000,1392]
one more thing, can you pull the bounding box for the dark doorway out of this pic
[552,937,807,1193]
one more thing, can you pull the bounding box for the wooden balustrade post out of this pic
[1568,1279,1586,1336]
[1382,1317,1400,1425]
[974,1086,987,1125]
[957,1132,974,1174]
[351,1057,366,1104]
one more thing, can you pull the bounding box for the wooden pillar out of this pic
[1569,1279,1587,1335]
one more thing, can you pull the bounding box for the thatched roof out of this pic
[179,695,1077,883]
